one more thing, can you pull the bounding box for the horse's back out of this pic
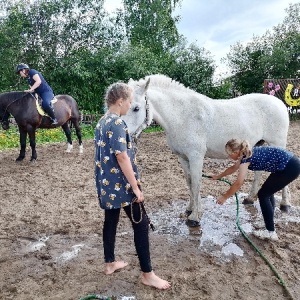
[54,94,80,119]
[211,93,288,122]
[204,93,289,156]
[234,93,287,112]
[56,94,76,104]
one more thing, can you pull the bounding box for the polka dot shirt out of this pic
[241,146,293,173]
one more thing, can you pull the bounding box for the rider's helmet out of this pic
[16,63,29,74]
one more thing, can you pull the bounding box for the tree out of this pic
[122,0,182,54]
[170,42,216,96]
[225,3,300,94]
[0,0,125,111]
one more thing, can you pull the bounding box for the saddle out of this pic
[34,94,57,117]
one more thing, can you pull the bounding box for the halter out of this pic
[131,91,152,143]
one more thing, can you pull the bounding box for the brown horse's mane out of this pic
[0,91,33,105]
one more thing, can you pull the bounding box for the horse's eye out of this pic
[133,106,139,112]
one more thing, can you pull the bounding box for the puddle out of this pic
[17,236,50,253]
[149,194,300,259]
[15,195,300,263]
[55,243,85,263]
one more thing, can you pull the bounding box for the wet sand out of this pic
[1,121,300,300]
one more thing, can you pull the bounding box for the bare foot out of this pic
[104,261,128,275]
[141,271,171,290]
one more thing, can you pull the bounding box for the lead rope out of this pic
[130,198,155,231]
[202,174,295,300]
[130,135,155,231]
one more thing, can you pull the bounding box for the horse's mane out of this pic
[0,91,31,103]
[137,74,197,95]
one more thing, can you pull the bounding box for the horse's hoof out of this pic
[16,157,25,162]
[242,199,254,205]
[185,219,200,227]
[280,204,291,213]
[30,158,37,162]
[185,210,192,216]
[66,143,73,153]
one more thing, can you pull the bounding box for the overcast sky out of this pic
[104,0,298,76]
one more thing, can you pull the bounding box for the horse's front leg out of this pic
[178,157,194,214]
[179,153,204,227]
[187,154,204,227]
[27,128,37,161]
[280,186,291,212]
[243,170,262,204]
[62,123,73,152]
[16,128,27,161]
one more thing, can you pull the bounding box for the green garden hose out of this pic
[202,174,295,300]
[79,295,114,300]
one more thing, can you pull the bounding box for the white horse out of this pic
[122,74,290,227]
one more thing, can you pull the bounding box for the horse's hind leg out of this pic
[62,123,73,152]
[71,118,83,153]
[280,186,291,212]
[16,128,27,161]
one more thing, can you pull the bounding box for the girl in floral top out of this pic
[94,82,170,290]
[211,138,300,241]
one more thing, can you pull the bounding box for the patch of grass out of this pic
[144,125,163,133]
[0,124,95,150]
[0,123,163,150]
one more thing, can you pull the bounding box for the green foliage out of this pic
[225,3,300,95]
[1,0,297,113]
[169,41,216,96]
[122,0,182,54]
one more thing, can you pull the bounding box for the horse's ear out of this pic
[128,78,134,84]
[145,78,150,91]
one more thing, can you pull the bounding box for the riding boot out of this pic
[45,107,58,125]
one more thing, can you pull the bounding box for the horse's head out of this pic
[122,78,153,140]
[0,110,10,130]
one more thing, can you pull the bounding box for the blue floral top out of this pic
[94,113,140,209]
[240,146,293,173]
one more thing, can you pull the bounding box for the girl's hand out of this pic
[210,175,219,180]
[216,195,227,205]
[133,187,144,203]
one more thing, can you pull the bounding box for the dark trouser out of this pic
[40,91,56,120]
[103,202,152,273]
[257,156,300,231]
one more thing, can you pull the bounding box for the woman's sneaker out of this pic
[253,229,279,241]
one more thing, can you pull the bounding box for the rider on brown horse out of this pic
[16,63,58,125]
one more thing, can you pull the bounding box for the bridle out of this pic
[131,91,152,143]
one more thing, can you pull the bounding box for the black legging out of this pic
[103,202,152,273]
[257,156,300,231]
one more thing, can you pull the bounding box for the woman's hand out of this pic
[216,195,227,205]
[210,175,219,180]
[133,186,144,203]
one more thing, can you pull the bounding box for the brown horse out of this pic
[0,91,83,161]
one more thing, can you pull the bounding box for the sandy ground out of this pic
[1,121,300,300]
